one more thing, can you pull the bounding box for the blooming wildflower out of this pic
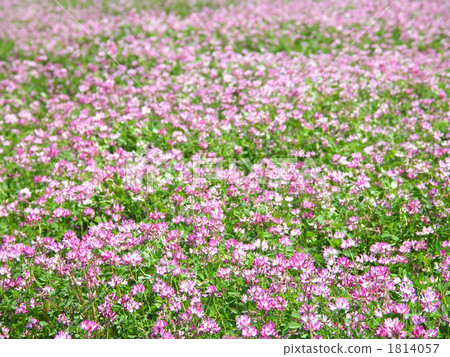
[375,318,406,339]
[26,318,42,330]
[370,242,392,255]
[333,232,345,240]
[203,285,221,297]
[152,320,167,335]
[0,326,10,339]
[130,284,146,295]
[108,274,128,288]
[14,303,28,315]
[341,238,356,249]
[329,298,350,312]
[301,314,322,332]
[199,318,221,335]
[411,325,426,338]
[121,251,142,266]
[416,226,435,236]
[0,0,448,340]
[54,331,71,339]
[236,315,252,329]
[161,332,176,339]
[323,246,338,261]
[260,321,277,338]
[420,287,441,313]
[18,188,32,201]
[411,315,427,325]
[57,313,71,325]
[83,207,95,218]
[404,200,421,215]
[80,320,100,334]
[152,279,175,299]
[393,303,410,317]
[242,326,258,338]
[123,300,142,313]
[178,277,197,292]
[217,267,232,280]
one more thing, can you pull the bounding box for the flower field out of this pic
[0,0,449,339]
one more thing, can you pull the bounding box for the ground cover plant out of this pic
[0,0,449,339]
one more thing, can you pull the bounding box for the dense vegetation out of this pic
[0,0,448,339]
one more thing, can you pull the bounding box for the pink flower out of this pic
[179,280,198,295]
[54,331,71,339]
[0,326,10,339]
[411,315,426,325]
[420,287,441,313]
[411,325,426,338]
[18,188,31,200]
[260,321,277,338]
[203,285,221,297]
[121,251,142,266]
[83,207,95,217]
[161,331,175,339]
[199,318,221,334]
[152,279,175,299]
[52,208,71,218]
[130,284,146,295]
[375,318,406,339]
[14,302,28,315]
[329,298,350,312]
[242,326,258,338]
[26,318,42,330]
[108,274,128,288]
[404,200,421,215]
[80,320,100,334]
[123,300,142,313]
[236,314,252,329]
[217,267,232,280]
[341,238,356,249]
[393,303,410,317]
[152,320,167,335]
[56,314,71,325]
[301,314,322,332]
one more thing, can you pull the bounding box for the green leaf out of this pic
[287,322,303,329]
[291,311,301,319]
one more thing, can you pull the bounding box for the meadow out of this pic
[0,0,449,339]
